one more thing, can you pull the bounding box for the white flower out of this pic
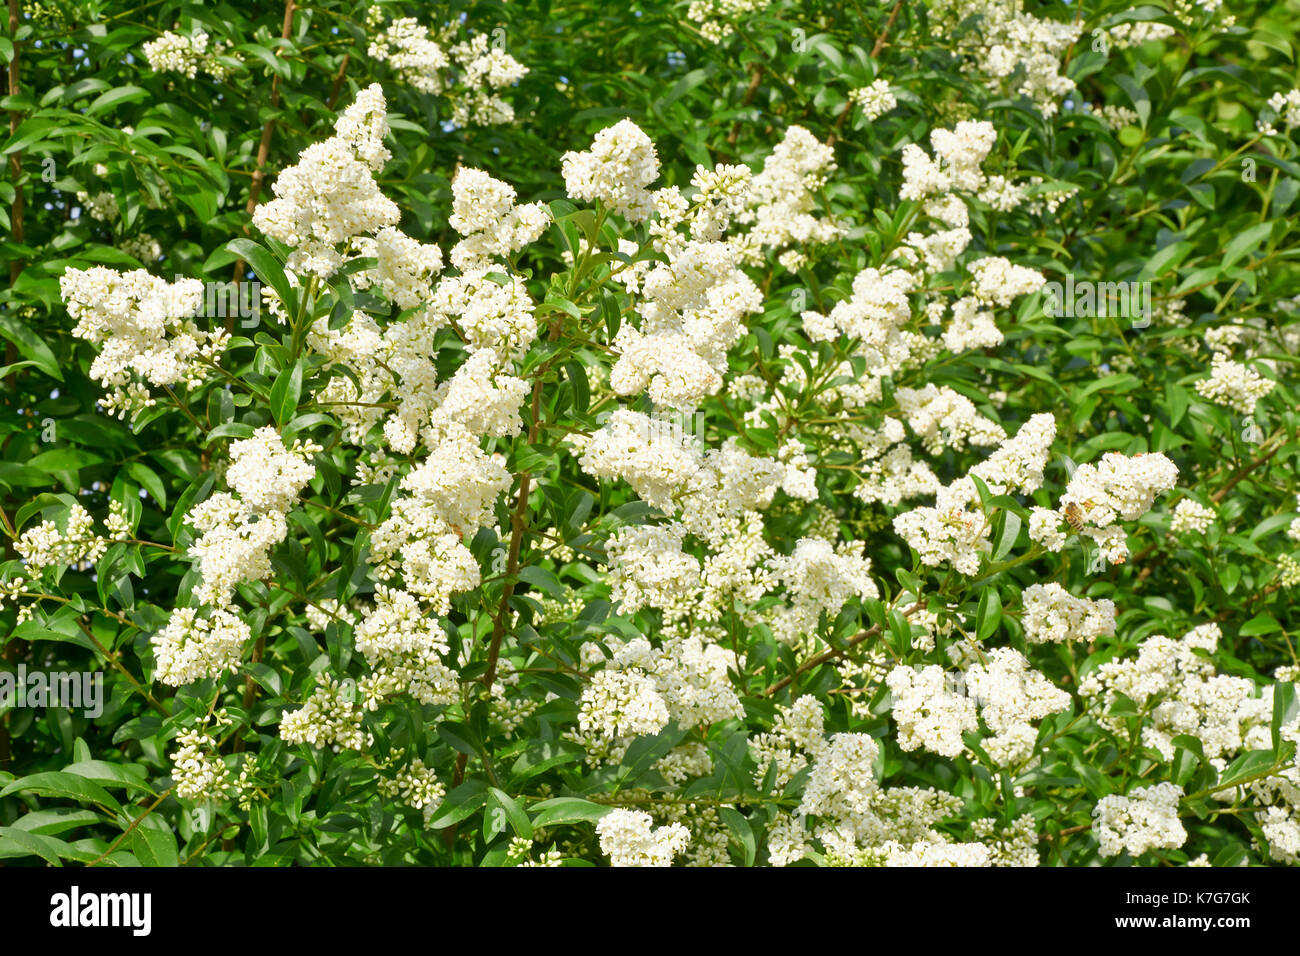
[561,119,661,220]
[596,809,690,866]
[1021,583,1116,644]
[1170,499,1215,534]
[1194,354,1275,415]
[849,79,897,120]
[226,427,318,515]
[1093,783,1187,857]
[60,267,227,419]
[886,664,979,758]
[170,730,230,800]
[578,668,670,739]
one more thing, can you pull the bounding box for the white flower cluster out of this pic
[893,415,1055,576]
[60,267,227,419]
[767,537,879,646]
[1194,353,1275,415]
[16,502,123,574]
[280,676,373,752]
[169,729,231,800]
[1109,22,1176,48]
[377,756,446,815]
[1053,451,1179,565]
[685,0,773,42]
[369,425,507,611]
[448,167,549,270]
[1080,623,1273,761]
[925,0,1081,115]
[368,17,529,125]
[1093,783,1187,858]
[901,121,998,201]
[577,634,743,746]
[849,79,897,120]
[1097,104,1141,132]
[885,645,1068,767]
[1020,583,1116,645]
[968,255,1045,308]
[732,126,844,268]
[964,648,1070,766]
[120,233,162,264]
[1259,88,1300,136]
[578,668,671,741]
[886,665,979,758]
[154,428,317,688]
[153,607,251,687]
[752,696,1005,865]
[1170,498,1216,534]
[596,809,691,866]
[562,119,662,221]
[578,410,704,511]
[605,523,701,619]
[352,586,459,706]
[142,29,234,81]
[560,123,775,411]
[253,84,400,278]
[897,385,1006,454]
[448,34,530,126]
[258,89,543,461]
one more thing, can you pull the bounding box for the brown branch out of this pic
[326,53,351,111]
[1211,440,1283,504]
[764,601,922,697]
[87,787,175,867]
[727,66,764,146]
[229,0,297,327]
[1,0,24,772]
[827,0,904,147]
[6,0,22,287]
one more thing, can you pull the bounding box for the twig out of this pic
[230,0,298,328]
[827,0,903,147]
[764,601,923,697]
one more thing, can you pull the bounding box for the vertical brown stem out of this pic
[828,0,904,147]
[1,0,24,772]
[326,53,350,111]
[228,0,296,330]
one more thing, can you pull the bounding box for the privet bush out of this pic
[0,0,1298,868]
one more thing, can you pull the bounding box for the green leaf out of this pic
[992,511,1021,561]
[60,761,155,796]
[86,85,148,116]
[0,826,68,865]
[718,807,756,866]
[529,797,612,828]
[1239,613,1280,637]
[485,788,532,841]
[0,313,62,381]
[1214,750,1276,791]
[0,772,123,815]
[1222,223,1273,269]
[976,587,1002,640]
[131,826,178,867]
[426,781,489,829]
[1271,682,1297,755]
[565,360,590,413]
[126,461,167,508]
[270,360,304,427]
[227,238,297,316]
